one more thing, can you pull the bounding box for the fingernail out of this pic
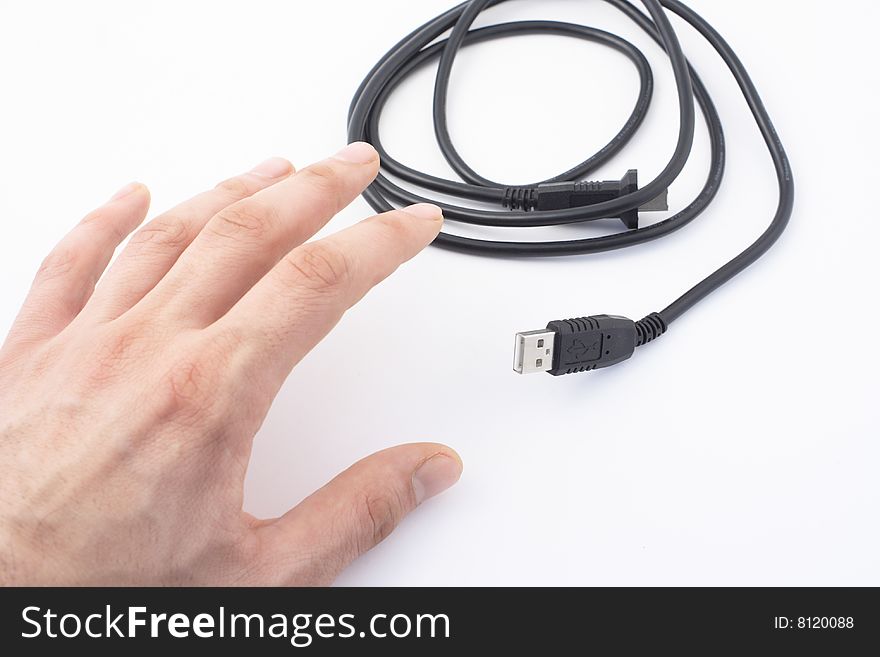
[412,454,463,505]
[333,142,378,164]
[109,182,141,202]
[251,157,293,179]
[403,203,444,222]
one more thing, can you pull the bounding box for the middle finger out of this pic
[142,142,380,327]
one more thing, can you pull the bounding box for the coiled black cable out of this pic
[348,0,793,331]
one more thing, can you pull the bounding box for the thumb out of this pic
[259,443,462,585]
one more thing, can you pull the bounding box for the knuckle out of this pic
[78,208,105,229]
[82,330,143,385]
[158,356,214,419]
[215,175,254,199]
[284,242,351,291]
[208,324,246,355]
[36,247,78,282]
[210,201,276,241]
[355,488,406,552]
[375,212,413,246]
[154,332,239,424]
[81,209,130,242]
[298,163,343,211]
[129,218,191,252]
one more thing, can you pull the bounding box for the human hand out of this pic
[0,143,462,585]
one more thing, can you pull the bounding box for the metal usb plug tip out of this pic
[514,330,556,375]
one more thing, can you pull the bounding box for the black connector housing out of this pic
[514,313,668,376]
[546,315,637,376]
[503,170,644,229]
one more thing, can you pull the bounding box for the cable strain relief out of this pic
[503,187,537,212]
[635,312,668,347]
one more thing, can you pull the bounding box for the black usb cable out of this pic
[347,0,794,376]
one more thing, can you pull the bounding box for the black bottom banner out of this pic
[0,587,876,654]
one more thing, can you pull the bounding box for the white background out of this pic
[0,1,877,586]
